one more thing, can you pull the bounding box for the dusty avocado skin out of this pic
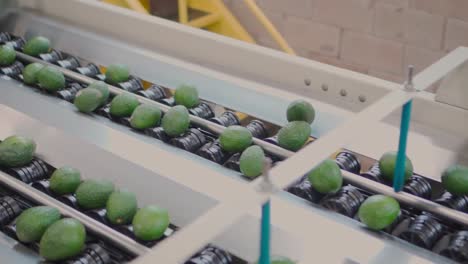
[109,92,139,117]
[307,159,343,194]
[106,190,138,225]
[105,64,129,84]
[88,81,110,105]
[39,218,86,261]
[161,105,190,137]
[130,104,162,130]
[22,63,44,85]
[287,99,315,124]
[277,121,311,151]
[358,195,400,230]
[132,206,170,241]
[0,45,16,66]
[442,165,468,195]
[219,125,253,153]
[37,66,66,92]
[75,179,115,210]
[49,166,81,195]
[239,145,265,178]
[74,88,103,113]
[378,151,414,182]
[174,84,200,108]
[23,36,51,56]
[0,135,36,167]
[15,206,60,243]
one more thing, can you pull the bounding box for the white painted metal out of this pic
[436,49,468,110]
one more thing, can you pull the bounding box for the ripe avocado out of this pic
[358,195,400,230]
[15,206,60,243]
[109,92,139,117]
[106,190,138,225]
[132,205,170,241]
[23,36,51,57]
[22,63,44,85]
[105,64,129,84]
[378,151,413,182]
[75,179,115,210]
[239,145,265,178]
[130,104,162,130]
[307,159,343,194]
[39,218,86,261]
[287,99,315,124]
[174,84,199,108]
[219,125,253,153]
[88,81,110,105]
[37,66,66,92]
[441,165,468,196]
[277,121,311,151]
[0,135,36,167]
[0,45,16,66]
[74,88,103,114]
[161,105,190,137]
[49,166,81,195]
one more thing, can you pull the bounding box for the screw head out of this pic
[321,84,328,91]
[358,95,367,102]
[304,79,311,86]
[340,89,347,96]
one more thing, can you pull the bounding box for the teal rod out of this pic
[393,100,413,192]
[259,201,271,264]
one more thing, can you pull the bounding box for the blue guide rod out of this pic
[259,158,273,264]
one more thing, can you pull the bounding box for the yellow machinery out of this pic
[102,0,295,55]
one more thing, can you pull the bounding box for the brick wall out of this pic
[224,0,468,85]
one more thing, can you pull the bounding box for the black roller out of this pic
[263,135,279,146]
[57,56,81,70]
[403,175,432,199]
[434,231,468,262]
[360,162,385,183]
[397,214,445,249]
[0,32,11,43]
[66,244,112,264]
[0,197,22,227]
[1,61,24,78]
[435,192,468,212]
[5,37,25,50]
[320,185,365,217]
[287,177,324,203]
[246,120,268,139]
[335,151,361,174]
[85,209,108,224]
[171,128,208,153]
[210,111,240,127]
[39,49,63,63]
[117,77,143,93]
[145,127,171,142]
[159,97,176,106]
[224,153,241,172]
[31,180,53,196]
[189,103,215,120]
[137,84,166,101]
[6,159,50,184]
[197,140,229,164]
[57,194,79,209]
[57,83,84,101]
[118,117,132,127]
[76,63,101,78]
[186,246,233,264]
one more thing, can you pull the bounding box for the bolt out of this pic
[321,84,328,91]
[358,95,367,102]
[340,89,347,96]
[304,79,311,86]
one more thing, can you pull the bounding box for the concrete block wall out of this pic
[224,0,468,86]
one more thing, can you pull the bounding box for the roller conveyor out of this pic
[0,1,468,263]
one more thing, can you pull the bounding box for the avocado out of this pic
[105,64,129,84]
[287,99,315,124]
[75,179,115,210]
[256,256,296,264]
[15,206,60,243]
[37,66,65,92]
[130,104,162,130]
[307,159,343,194]
[39,218,86,261]
[174,84,199,108]
[239,145,265,178]
[22,62,44,85]
[219,125,253,153]
[358,195,400,230]
[132,205,170,241]
[23,36,51,57]
[0,135,36,167]
[109,92,139,117]
[379,151,413,182]
[161,105,190,137]
[49,166,81,195]
[74,88,103,114]
[88,81,110,105]
[0,45,16,66]
[442,165,468,196]
[277,121,311,151]
[106,190,138,225]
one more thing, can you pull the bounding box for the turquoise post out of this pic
[393,100,413,192]
[259,200,271,264]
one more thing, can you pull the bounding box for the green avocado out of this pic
[22,63,44,85]
[0,135,36,167]
[219,125,253,153]
[378,151,413,182]
[15,206,61,243]
[0,45,16,66]
[287,99,315,124]
[161,105,190,137]
[88,81,110,105]
[239,145,265,178]
[130,104,162,130]
[105,64,129,84]
[441,165,468,196]
[39,218,86,261]
[37,66,66,92]
[23,36,51,57]
[75,179,115,210]
[358,195,400,230]
[49,166,81,195]
[174,84,200,108]
[74,88,103,114]
[106,190,138,225]
[307,159,343,194]
[132,206,170,241]
[110,92,140,117]
[277,121,311,151]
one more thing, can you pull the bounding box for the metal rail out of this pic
[0,170,149,256]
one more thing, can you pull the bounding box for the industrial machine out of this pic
[0,0,467,263]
